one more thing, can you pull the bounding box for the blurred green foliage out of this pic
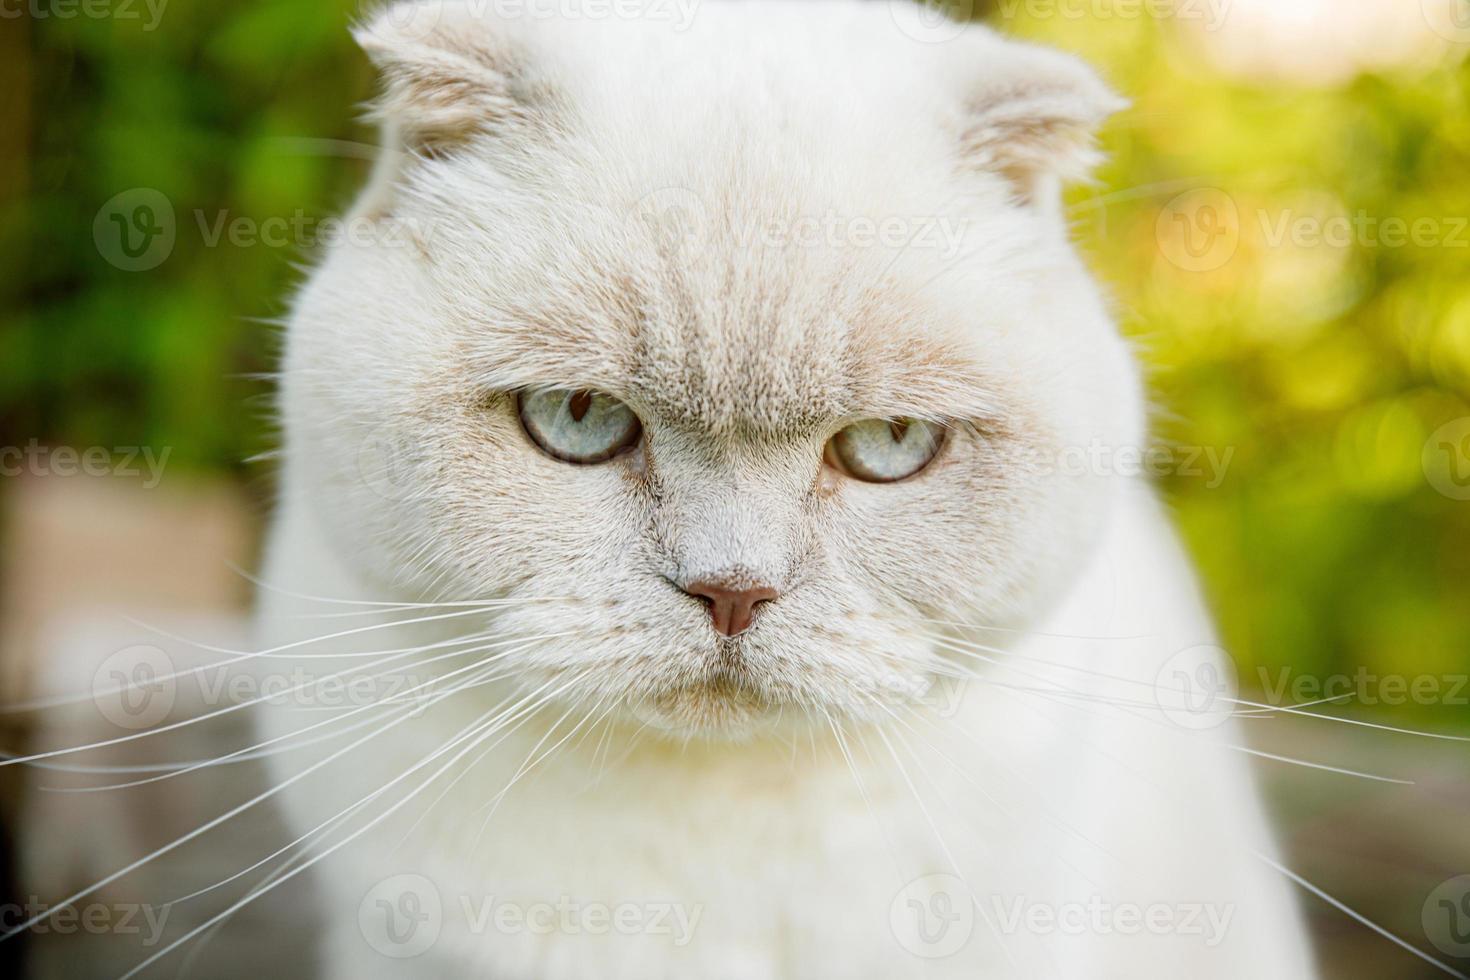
[2,2,1467,703]
[2,0,373,471]
[1012,11,1470,700]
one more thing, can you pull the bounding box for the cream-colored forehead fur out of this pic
[339,0,1132,437]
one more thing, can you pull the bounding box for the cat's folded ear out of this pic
[353,1,541,154]
[950,31,1126,205]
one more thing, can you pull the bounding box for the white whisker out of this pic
[0,641,574,942]
[922,635,1417,785]
[927,630,1470,742]
[41,637,558,792]
[1253,850,1470,980]
[114,670,594,979]
[124,606,502,660]
[0,626,507,716]
[871,723,1020,973]
[1,631,572,769]
[163,684,538,907]
[230,562,567,610]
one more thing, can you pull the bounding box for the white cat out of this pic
[252,1,1319,976]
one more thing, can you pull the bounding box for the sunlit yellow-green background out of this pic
[1031,0,1470,704]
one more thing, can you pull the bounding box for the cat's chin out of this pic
[626,672,784,741]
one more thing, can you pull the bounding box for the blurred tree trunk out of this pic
[0,10,28,277]
[0,15,30,979]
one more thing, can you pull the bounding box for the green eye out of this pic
[518,389,642,464]
[825,418,945,483]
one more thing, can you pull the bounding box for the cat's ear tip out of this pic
[351,0,532,153]
[950,32,1129,199]
[351,1,465,58]
[971,33,1127,116]
[351,1,427,45]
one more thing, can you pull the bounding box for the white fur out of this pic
[255,2,1317,976]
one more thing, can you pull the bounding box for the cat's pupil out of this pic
[569,390,593,422]
[888,420,910,443]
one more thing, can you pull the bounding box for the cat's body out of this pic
[255,2,1317,976]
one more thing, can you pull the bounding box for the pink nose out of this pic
[682,579,779,637]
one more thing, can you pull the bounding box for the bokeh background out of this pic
[1,0,1468,977]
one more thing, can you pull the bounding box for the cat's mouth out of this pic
[629,668,775,738]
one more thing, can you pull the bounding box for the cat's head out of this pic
[281,0,1142,738]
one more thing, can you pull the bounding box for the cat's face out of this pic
[281,1,1143,737]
